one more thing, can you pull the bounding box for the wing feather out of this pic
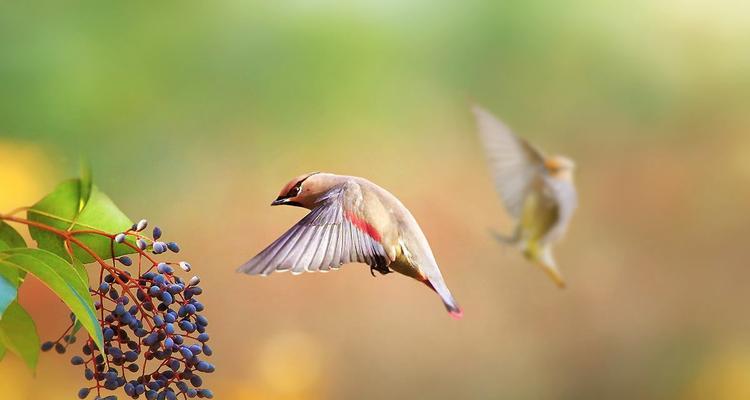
[473,104,546,219]
[257,224,303,275]
[238,182,392,275]
[309,224,331,271]
[296,224,325,274]
[284,223,317,274]
[353,223,365,263]
[319,225,337,272]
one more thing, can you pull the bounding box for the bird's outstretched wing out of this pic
[238,183,391,276]
[472,104,546,219]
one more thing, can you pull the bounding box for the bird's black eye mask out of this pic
[274,181,304,207]
[276,172,319,202]
[281,180,304,200]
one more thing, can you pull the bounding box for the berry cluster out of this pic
[41,219,215,399]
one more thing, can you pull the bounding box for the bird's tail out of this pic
[524,242,566,289]
[423,277,463,320]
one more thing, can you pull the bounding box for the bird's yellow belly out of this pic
[388,247,425,282]
[520,192,558,242]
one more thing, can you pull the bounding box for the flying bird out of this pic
[238,172,463,319]
[472,105,578,288]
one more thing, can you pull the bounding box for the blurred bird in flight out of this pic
[472,105,578,288]
[238,172,463,319]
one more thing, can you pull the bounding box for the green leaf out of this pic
[71,319,83,337]
[0,248,103,351]
[71,257,90,290]
[27,179,134,263]
[79,160,93,212]
[0,222,28,284]
[0,302,40,371]
[0,221,26,250]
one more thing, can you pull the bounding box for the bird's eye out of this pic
[288,184,302,198]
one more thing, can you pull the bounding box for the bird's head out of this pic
[271,172,331,209]
[545,156,576,181]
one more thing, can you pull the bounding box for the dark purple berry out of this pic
[167,242,180,253]
[118,256,133,266]
[167,284,183,294]
[153,242,167,254]
[179,320,195,332]
[77,388,90,399]
[161,291,173,305]
[149,286,161,297]
[46,220,212,400]
[196,361,214,373]
[143,332,159,346]
[124,382,135,396]
[157,263,173,275]
[125,351,138,362]
[188,276,200,286]
[180,347,193,359]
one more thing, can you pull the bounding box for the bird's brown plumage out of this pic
[238,173,462,318]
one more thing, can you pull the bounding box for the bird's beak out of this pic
[271,198,289,206]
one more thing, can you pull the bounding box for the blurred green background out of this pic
[2,1,750,399]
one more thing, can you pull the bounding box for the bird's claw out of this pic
[370,265,392,277]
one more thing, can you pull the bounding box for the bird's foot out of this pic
[370,265,392,277]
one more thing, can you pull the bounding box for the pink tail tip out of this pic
[449,308,464,320]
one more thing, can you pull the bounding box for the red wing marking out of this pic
[344,210,382,242]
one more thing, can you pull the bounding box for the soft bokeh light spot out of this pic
[0,358,31,398]
[0,140,54,212]
[257,331,324,397]
[682,345,750,400]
